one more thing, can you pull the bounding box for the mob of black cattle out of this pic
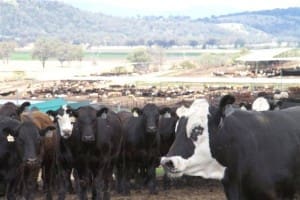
[48,105,123,200]
[0,100,181,199]
[162,94,300,199]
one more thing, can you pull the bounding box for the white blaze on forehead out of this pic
[252,97,270,111]
[176,105,188,118]
[57,106,74,136]
[186,99,209,138]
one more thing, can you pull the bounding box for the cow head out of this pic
[158,107,178,141]
[47,105,75,139]
[161,99,225,179]
[0,101,30,120]
[69,106,98,143]
[252,97,270,111]
[4,121,54,166]
[0,116,21,162]
[132,103,161,134]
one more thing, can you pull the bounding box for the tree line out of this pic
[0,39,165,72]
[0,39,84,68]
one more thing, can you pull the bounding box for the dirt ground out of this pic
[33,177,225,200]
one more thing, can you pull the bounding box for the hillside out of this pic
[0,0,299,46]
[206,8,300,42]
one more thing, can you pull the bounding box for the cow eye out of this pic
[190,127,203,141]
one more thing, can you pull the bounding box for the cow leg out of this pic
[122,158,133,195]
[162,173,171,190]
[43,161,55,200]
[74,167,89,200]
[91,165,102,200]
[103,166,113,200]
[115,159,124,194]
[147,165,158,195]
[57,168,72,200]
[222,168,247,200]
[6,179,17,200]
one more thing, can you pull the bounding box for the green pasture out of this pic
[10,50,202,61]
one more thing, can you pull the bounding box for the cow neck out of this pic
[8,142,22,166]
[207,105,223,158]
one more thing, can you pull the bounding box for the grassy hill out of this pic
[0,0,299,46]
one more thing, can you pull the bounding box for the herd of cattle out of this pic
[1,90,300,200]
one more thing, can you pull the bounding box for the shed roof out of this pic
[236,48,300,62]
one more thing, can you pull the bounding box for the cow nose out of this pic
[63,130,72,137]
[162,160,175,171]
[26,158,38,165]
[147,126,157,133]
[82,135,95,142]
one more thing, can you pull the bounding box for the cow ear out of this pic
[132,107,142,117]
[17,101,31,115]
[219,94,235,116]
[46,110,58,121]
[67,108,78,118]
[176,105,188,118]
[3,127,18,139]
[159,107,172,118]
[97,107,109,119]
[39,126,56,137]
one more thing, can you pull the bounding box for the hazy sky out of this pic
[60,0,300,18]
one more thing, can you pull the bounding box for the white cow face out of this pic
[252,97,270,111]
[48,105,75,139]
[161,99,225,179]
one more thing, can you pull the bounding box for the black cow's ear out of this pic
[46,110,58,121]
[3,127,17,138]
[159,107,172,118]
[17,101,31,115]
[219,94,235,116]
[39,126,56,137]
[97,107,109,119]
[67,108,78,118]
[132,107,142,117]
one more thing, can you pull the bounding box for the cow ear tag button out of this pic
[7,134,15,142]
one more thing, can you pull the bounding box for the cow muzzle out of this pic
[82,135,95,142]
[62,130,72,138]
[146,126,158,133]
[161,156,185,178]
[25,158,40,166]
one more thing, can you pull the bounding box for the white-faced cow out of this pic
[46,105,76,199]
[164,94,300,199]
[161,99,225,179]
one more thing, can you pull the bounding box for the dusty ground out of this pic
[33,178,225,200]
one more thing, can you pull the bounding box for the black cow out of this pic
[0,101,30,120]
[162,95,300,199]
[158,107,178,189]
[208,95,300,199]
[122,103,171,195]
[0,118,53,199]
[64,106,123,200]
